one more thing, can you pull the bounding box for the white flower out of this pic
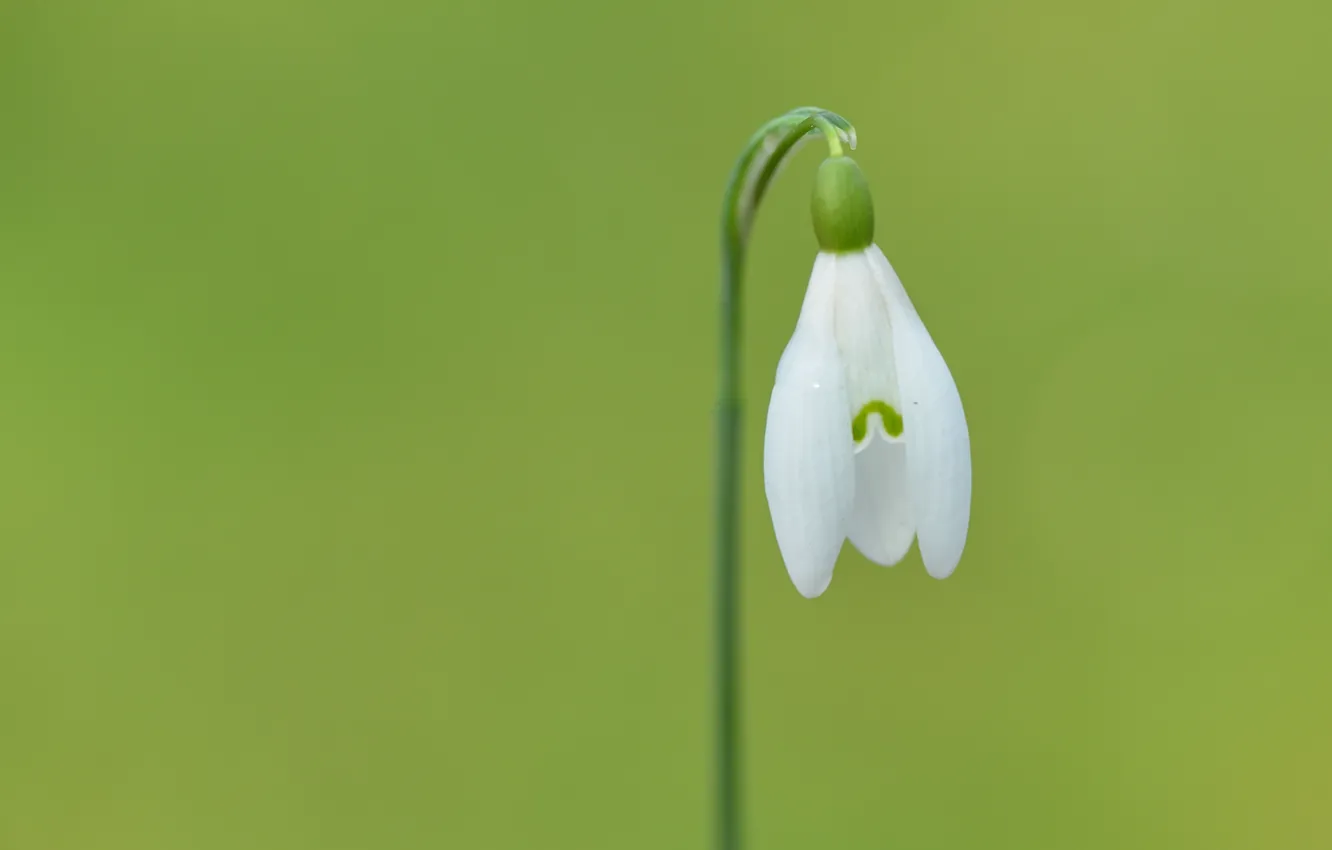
[763,245,971,598]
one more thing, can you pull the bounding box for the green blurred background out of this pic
[3,1,1331,847]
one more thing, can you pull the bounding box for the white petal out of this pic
[847,435,915,566]
[830,251,904,449]
[867,245,971,579]
[763,255,855,598]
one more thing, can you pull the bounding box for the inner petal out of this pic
[851,400,904,445]
[831,252,902,449]
[847,432,915,567]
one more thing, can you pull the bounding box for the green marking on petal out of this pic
[851,400,904,443]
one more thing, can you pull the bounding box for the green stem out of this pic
[811,114,846,157]
[713,107,856,850]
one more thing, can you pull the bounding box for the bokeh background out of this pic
[3,1,1331,847]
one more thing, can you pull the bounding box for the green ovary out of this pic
[851,400,904,442]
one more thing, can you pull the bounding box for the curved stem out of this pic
[810,114,846,157]
[713,107,855,850]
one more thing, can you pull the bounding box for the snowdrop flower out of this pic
[763,156,971,598]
